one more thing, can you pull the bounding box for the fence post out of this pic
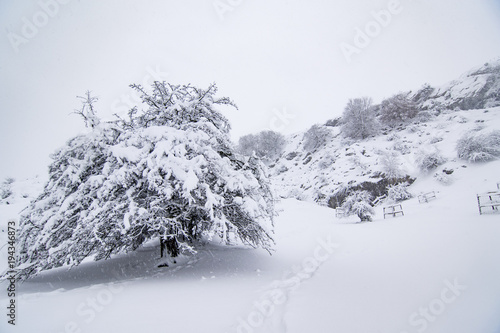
[477,194,482,215]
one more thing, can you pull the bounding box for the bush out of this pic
[341,97,379,140]
[238,130,286,162]
[412,83,434,104]
[380,152,403,180]
[303,125,331,152]
[456,130,500,162]
[325,117,342,127]
[434,172,454,185]
[0,178,14,200]
[416,150,447,171]
[340,190,374,222]
[393,141,411,155]
[387,183,412,202]
[379,93,420,127]
[318,155,336,169]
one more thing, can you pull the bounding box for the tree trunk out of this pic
[160,236,166,258]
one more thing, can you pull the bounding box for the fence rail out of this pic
[477,191,500,215]
[418,191,436,203]
[383,204,404,219]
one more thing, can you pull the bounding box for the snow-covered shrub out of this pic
[387,132,400,142]
[433,172,454,185]
[341,97,379,140]
[387,182,412,202]
[416,150,447,171]
[325,117,341,127]
[393,141,412,155]
[0,177,14,200]
[14,83,276,280]
[429,136,443,144]
[407,125,420,133]
[412,83,434,104]
[349,156,367,170]
[238,130,286,162]
[318,155,336,169]
[416,110,435,123]
[340,190,374,222]
[456,130,500,162]
[380,152,404,180]
[303,124,331,152]
[379,93,420,127]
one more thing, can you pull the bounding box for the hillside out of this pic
[269,59,500,208]
[420,59,500,110]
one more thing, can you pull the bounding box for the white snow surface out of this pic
[1,157,500,332]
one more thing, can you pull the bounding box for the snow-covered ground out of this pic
[1,157,499,332]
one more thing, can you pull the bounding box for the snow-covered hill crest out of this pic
[420,58,500,110]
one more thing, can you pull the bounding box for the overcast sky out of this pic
[1,0,500,180]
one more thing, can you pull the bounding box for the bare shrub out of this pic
[238,130,286,161]
[416,150,447,171]
[379,93,420,127]
[341,97,379,140]
[456,130,500,162]
[303,125,331,152]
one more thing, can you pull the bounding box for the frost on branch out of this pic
[15,82,275,280]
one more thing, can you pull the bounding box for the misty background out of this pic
[1,0,500,180]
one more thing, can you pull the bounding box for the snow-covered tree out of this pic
[340,190,374,222]
[341,97,379,140]
[238,130,286,162]
[15,82,275,280]
[379,93,419,127]
[380,152,403,181]
[303,125,331,152]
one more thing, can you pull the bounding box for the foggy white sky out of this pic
[1,0,500,180]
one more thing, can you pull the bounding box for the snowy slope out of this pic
[267,59,500,206]
[0,159,499,332]
[270,106,500,206]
